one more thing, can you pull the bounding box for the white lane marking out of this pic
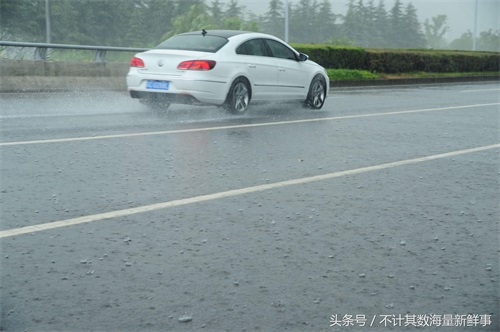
[1,143,498,239]
[461,88,500,93]
[1,103,498,147]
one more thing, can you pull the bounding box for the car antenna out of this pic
[202,29,207,36]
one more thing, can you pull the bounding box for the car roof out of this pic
[178,30,252,39]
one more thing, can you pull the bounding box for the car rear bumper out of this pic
[129,90,203,105]
[126,74,228,106]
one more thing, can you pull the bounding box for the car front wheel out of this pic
[224,78,251,114]
[304,75,326,109]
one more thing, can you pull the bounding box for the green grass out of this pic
[327,69,381,80]
[383,71,500,78]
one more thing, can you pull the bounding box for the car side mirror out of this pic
[298,53,309,62]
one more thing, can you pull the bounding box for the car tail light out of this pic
[130,57,145,68]
[177,60,216,70]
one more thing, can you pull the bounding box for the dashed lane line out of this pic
[1,143,498,239]
[0,103,498,147]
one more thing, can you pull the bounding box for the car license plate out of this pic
[146,80,169,90]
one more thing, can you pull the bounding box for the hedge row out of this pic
[291,44,500,73]
[291,44,366,70]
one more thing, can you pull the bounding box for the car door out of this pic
[264,39,309,99]
[235,38,278,100]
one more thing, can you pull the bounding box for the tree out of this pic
[448,29,500,52]
[163,3,215,38]
[74,0,132,46]
[242,20,259,32]
[388,0,405,47]
[400,3,426,48]
[49,0,85,44]
[144,0,176,45]
[225,0,244,19]
[125,2,147,47]
[223,16,243,30]
[372,0,388,47]
[0,0,46,41]
[316,0,337,43]
[424,15,449,49]
[262,0,284,39]
[342,0,366,46]
[209,0,224,21]
[173,0,203,16]
[477,30,500,52]
[448,31,472,50]
[0,0,436,50]
[290,0,320,42]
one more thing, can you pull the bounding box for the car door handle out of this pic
[278,68,286,72]
[248,64,256,68]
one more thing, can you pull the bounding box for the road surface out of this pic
[1,83,499,331]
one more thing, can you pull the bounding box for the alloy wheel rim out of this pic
[234,83,249,113]
[312,81,325,108]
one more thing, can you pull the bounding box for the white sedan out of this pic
[126,30,329,114]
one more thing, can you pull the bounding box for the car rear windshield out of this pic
[155,35,228,53]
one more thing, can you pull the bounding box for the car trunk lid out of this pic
[136,50,213,76]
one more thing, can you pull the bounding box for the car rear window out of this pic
[155,35,228,53]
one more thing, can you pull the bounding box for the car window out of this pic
[265,39,297,61]
[236,39,268,56]
[155,35,228,53]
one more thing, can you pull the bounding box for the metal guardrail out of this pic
[0,41,149,62]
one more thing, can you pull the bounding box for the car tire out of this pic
[304,75,326,110]
[223,77,251,115]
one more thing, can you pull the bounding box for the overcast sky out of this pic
[219,0,499,40]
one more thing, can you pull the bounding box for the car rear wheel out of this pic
[224,78,251,115]
[304,75,326,109]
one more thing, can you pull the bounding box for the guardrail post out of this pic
[34,47,47,61]
[95,50,106,62]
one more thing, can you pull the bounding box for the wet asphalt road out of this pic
[0,83,499,332]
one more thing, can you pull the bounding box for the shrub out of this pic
[364,49,500,73]
[291,44,500,74]
[292,44,366,69]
